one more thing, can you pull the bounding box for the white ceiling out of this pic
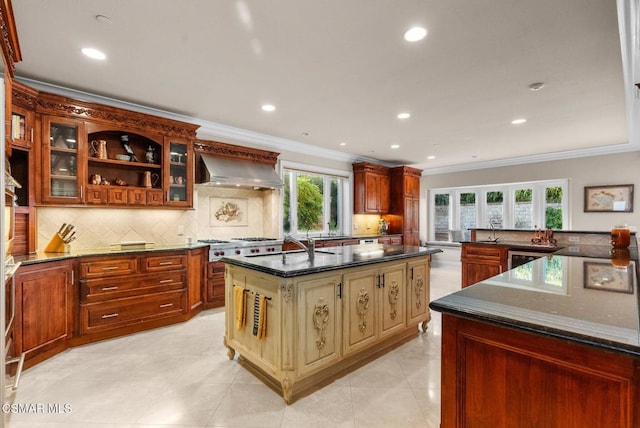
[10,0,634,173]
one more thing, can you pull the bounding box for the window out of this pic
[428,179,569,242]
[282,164,349,237]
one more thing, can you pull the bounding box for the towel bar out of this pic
[233,284,272,300]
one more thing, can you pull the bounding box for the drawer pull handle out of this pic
[101,286,119,291]
[159,279,173,284]
[102,266,120,271]
[158,262,173,266]
[101,313,119,319]
[159,303,174,308]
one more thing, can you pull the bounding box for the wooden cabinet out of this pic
[78,251,187,340]
[164,137,193,207]
[353,162,390,214]
[407,257,430,329]
[187,247,205,312]
[9,81,38,255]
[461,243,508,287]
[378,235,402,245]
[10,90,36,150]
[296,273,342,378]
[40,115,86,204]
[314,238,359,248]
[440,314,640,428]
[83,123,165,206]
[389,166,422,246]
[14,259,74,368]
[205,260,225,309]
[31,88,199,208]
[342,261,406,356]
[224,254,432,403]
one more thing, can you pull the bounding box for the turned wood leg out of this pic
[223,335,236,360]
[420,310,432,332]
[282,376,293,404]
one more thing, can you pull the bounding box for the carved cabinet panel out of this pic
[296,274,342,378]
[342,262,407,357]
[407,258,430,328]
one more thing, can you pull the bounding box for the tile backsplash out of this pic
[36,186,281,251]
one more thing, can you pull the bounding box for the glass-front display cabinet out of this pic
[41,116,86,204]
[164,137,192,207]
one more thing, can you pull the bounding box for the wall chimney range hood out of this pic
[198,154,284,189]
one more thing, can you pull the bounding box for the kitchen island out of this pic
[221,243,441,403]
[430,250,640,427]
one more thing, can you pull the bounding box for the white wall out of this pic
[422,151,640,240]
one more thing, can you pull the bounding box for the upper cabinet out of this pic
[389,166,422,246]
[40,116,86,204]
[32,90,199,208]
[353,162,390,214]
[164,136,192,207]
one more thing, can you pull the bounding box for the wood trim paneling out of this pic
[35,91,199,139]
[0,0,22,76]
[194,139,280,165]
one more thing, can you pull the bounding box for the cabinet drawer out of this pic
[462,245,505,261]
[80,290,185,334]
[81,271,185,303]
[85,186,108,205]
[127,188,147,205]
[207,261,225,278]
[80,258,138,278]
[108,187,128,205]
[144,254,187,272]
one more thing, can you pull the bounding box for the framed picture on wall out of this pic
[584,184,634,213]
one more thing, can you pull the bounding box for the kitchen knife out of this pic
[58,223,67,234]
[64,231,76,243]
[61,224,74,239]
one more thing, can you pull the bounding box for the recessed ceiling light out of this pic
[511,118,527,125]
[81,48,106,60]
[391,144,400,149]
[427,155,436,160]
[339,142,347,146]
[528,82,545,91]
[261,104,276,112]
[397,112,411,119]
[404,26,427,42]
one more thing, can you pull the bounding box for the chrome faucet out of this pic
[488,221,500,242]
[284,235,315,263]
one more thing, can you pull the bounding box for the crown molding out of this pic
[420,142,636,175]
[15,77,392,167]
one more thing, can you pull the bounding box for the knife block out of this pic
[44,233,70,253]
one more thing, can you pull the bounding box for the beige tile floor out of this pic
[5,263,460,428]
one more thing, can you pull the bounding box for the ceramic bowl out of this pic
[115,154,130,161]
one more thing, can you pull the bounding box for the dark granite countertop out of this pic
[430,251,640,357]
[221,243,442,278]
[13,243,209,266]
[460,240,561,252]
[288,234,402,242]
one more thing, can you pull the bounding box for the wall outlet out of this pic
[177,225,185,236]
[568,236,580,243]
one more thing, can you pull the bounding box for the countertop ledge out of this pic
[13,243,209,266]
[430,252,640,357]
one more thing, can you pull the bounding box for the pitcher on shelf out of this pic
[90,140,108,159]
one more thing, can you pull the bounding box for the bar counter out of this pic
[430,245,640,427]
